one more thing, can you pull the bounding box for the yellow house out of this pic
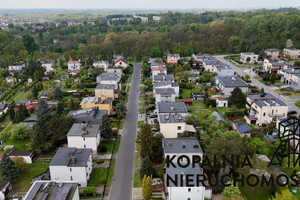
[80,96,113,114]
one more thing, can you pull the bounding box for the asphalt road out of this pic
[214,55,300,114]
[109,63,141,200]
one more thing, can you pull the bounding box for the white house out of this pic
[93,60,109,71]
[8,150,35,164]
[245,98,288,126]
[41,59,55,73]
[151,63,167,78]
[240,52,258,64]
[212,64,234,76]
[23,181,80,200]
[284,48,300,59]
[107,66,123,75]
[202,59,221,72]
[265,49,279,59]
[192,53,213,62]
[290,73,300,91]
[162,138,203,164]
[49,147,93,187]
[216,97,228,108]
[67,123,101,154]
[68,60,82,75]
[158,113,188,138]
[279,67,300,85]
[263,59,288,74]
[96,73,122,90]
[8,62,25,75]
[155,88,176,102]
[164,164,210,200]
[153,74,175,83]
[154,81,179,97]
[167,54,180,64]
[246,93,276,108]
[157,102,188,117]
[114,57,128,69]
[213,76,249,95]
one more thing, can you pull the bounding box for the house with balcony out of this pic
[265,49,280,59]
[95,84,119,99]
[96,73,121,90]
[8,62,26,75]
[155,88,176,102]
[167,54,180,64]
[240,52,258,64]
[213,76,249,95]
[245,97,288,126]
[80,96,113,115]
[67,123,101,154]
[284,48,300,59]
[93,60,109,71]
[246,93,276,108]
[202,59,222,72]
[263,59,288,74]
[41,59,55,73]
[154,81,179,97]
[49,147,93,187]
[278,67,300,85]
[67,60,82,76]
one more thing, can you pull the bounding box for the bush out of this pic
[98,144,107,153]
[83,186,97,197]
[95,159,104,164]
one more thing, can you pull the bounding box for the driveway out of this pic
[109,63,141,200]
[214,55,300,114]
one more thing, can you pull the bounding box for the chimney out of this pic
[167,142,173,146]
[71,156,76,164]
[170,105,174,110]
[182,142,186,149]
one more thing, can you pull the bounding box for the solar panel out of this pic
[237,124,252,134]
[54,184,72,200]
[256,99,267,107]
[275,99,286,106]
[25,182,42,200]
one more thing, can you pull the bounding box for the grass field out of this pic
[89,167,114,186]
[100,135,121,154]
[274,89,300,97]
[296,101,300,108]
[239,184,273,200]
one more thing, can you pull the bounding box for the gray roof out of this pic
[159,113,186,123]
[265,49,279,52]
[157,102,187,114]
[203,59,222,65]
[247,93,276,101]
[96,84,116,90]
[281,68,300,74]
[171,82,179,87]
[0,103,6,110]
[215,63,232,70]
[215,76,248,88]
[67,123,100,137]
[153,74,174,82]
[154,81,172,87]
[50,147,92,167]
[17,100,31,105]
[163,138,203,154]
[67,107,107,125]
[97,73,121,81]
[255,98,286,107]
[155,88,175,94]
[167,54,180,57]
[188,77,197,81]
[235,123,252,134]
[166,164,204,187]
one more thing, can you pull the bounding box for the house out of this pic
[49,147,93,187]
[290,73,300,91]
[20,114,38,131]
[153,16,161,21]
[0,103,7,115]
[42,76,49,82]
[95,84,119,99]
[202,59,222,72]
[60,74,68,80]
[191,93,204,101]
[263,59,288,74]
[41,59,55,73]
[190,69,200,75]
[240,52,259,64]
[183,99,193,106]
[153,74,175,83]
[17,99,31,105]
[213,76,249,95]
[8,150,35,163]
[216,97,228,108]
[67,123,101,154]
[278,67,300,84]
[265,49,280,59]
[151,63,167,79]
[114,57,128,69]
[155,88,176,102]
[67,60,82,76]
[68,107,108,125]
[133,15,148,23]
[8,62,25,75]
[284,48,300,59]
[192,53,213,62]
[167,54,180,64]
[154,81,179,97]
[158,113,188,138]
[0,182,12,200]
[245,97,288,126]
[212,64,235,76]
[23,181,80,200]
[162,138,203,164]
[188,77,197,83]
[164,164,210,200]
[246,92,277,108]
[96,73,121,90]
[39,93,48,100]
[5,77,16,84]
[233,123,252,137]
[93,60,109,71]
[107,66,123,75]
[157,102,188,117]
[80,96,113,115]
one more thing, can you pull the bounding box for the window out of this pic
[263,112,266,117]
[70,168,72,172]
[83,138,85,141]
[70,176,73,181]
[84,145,86,148]
[177,126,181,130]
[188,188,191,192]
[188,198,191,200]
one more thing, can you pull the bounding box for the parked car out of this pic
[287,110,297,116]
[265,82,271,85]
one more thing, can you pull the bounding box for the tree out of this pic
[0,153,18,182]
[286,39,293,49]
[251,137,268,154]
[260,87,265,93]
[37,99,50,117]
[13,157,28,172]
[101,114,113,140]
[7,107,15,121]
[34,67,44,81]
[271,189,297,200]
[11,123,30,140]
[28,58,36,75]
[56,102,64,114]
[115,101,127,118]
[14,104,29,123]
[0,59,5,69]
[137,123,154,158]
[32,86,38,99]
[142,175,153,200]
[228,87,246,108]
[222,181,241,198]
[150,133,164,162]
[294,61,300,67]
[149,45,161,58]
[24,90,34,100]
[70,99,76,109]
[22,34,39,54]
[140,156,156,178]
[52,87,63,100]
[213,167,231,193]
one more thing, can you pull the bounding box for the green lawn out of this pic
[239,183,273,200]
[4,138,31,151]
[12,163,49,192]
[89,168,109,186]
[133,172,142,187]
[107,167,114,186]
[100,135,121,154]
[274,89,300,97]
[296,101,300,108]
[187,102,213,122]
[182,89,198,99]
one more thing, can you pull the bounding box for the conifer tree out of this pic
[0,153,18,182]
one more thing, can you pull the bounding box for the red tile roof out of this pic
[152,67,167,71]
[68,60,80,64]
[114,57,128,64]
[183,99,193,103]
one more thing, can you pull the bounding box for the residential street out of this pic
[214,55,300,114]
[109,63,141,200]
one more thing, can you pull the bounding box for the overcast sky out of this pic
[0,0,299,9]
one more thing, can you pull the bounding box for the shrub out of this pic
[83,186,97,197]
[98,144,107,153]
